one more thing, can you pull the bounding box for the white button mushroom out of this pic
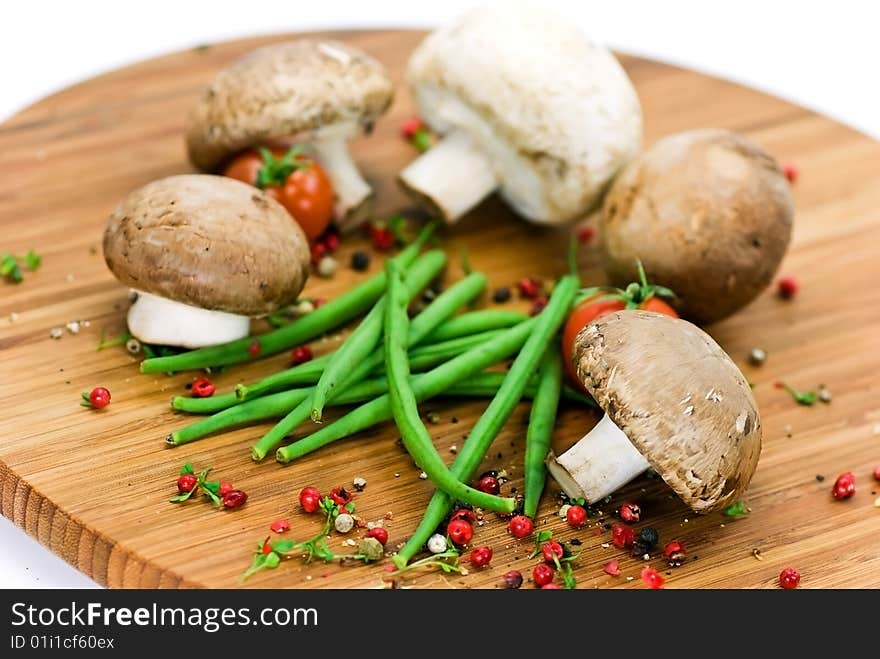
[185,40,394,230]
[398,3,642,225]
[102,175,311,349]
[600,129,794,324]
[546,310,762,513]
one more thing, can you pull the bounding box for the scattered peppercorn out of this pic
[577,225,595,244]
[748,348,767,366]
[532,563,555,587]
[637,527,659,548]
[190,377,216,398]
[82,386,111,409]
[664,540,686,566]
[470,546,493,568]
[603,559,621,576]
[782,163,798,183]
[529,295,548,316]
[427,533,448,554]
[222,490,248,509]
[247,340,261,358]
[290,345,313,365]
[641,567,665,589]
[777,275,799,299]
[507,515,534,539]
[270,519,290,534]
[817,385,832,403]
[873,465,880,482]
[219,481,234,496]
[425,411,441,424]
[351,251,370,271]
[329,486,353,506]
[334,513,355,534]
[299,486,321,513]
[816,474,825,482]
[619,502,641,523]
[779,566,801,589]
[358,536,385,561]
[125,338,142,355]
[352,476,367,491]
[317,255,337,278]
[541,541,564,564]
[446,519,474,546]
[177,474,198,494]
[310,242,326,265]
[832,471,856,500]
[612,524,635,549]
[517,277,542,299]
[368,222,396,251]
[502,570,523,589]
[566,505,587,528]
[401,117,424,139]
[365,526,389,546]
[492,287,511,303]
[322,230,340,252]
[477,474,501,495]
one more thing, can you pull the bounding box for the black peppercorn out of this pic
[636,527,659,548]
[492,287,511,303]
[351,251,370,271]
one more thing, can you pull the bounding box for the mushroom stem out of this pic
[127,291,251,349]
[545,413,651,503]
[398,129,498,223]
[310,129,373,230]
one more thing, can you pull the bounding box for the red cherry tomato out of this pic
[223,146,335,242]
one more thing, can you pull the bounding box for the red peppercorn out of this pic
[222,489,248,509]
[401,117,424,139]
[517,277,542,299]
[299,486,322,513]
[190,377,216,398]
[270,519,290,534]
[873,465,880,481]
[177,474,198,494]
[310,241,327,265]
[322,231,340,252]
[290,345,313,365]
[329,486,352,506]
[219,481,234,496]
[368,224,396,251]
[476,474,500,495]
[777,276,799,299]
[449,508,477,524]
[261,539,273,555]
[577,225,595,244]
[502,570,523,589]
[507,515,534,539]
[832,471,856,500]
[446,519,474,546]
[612,524,636,549]
[469,546,493,568]
[641,567,665,589]
[783,163,798,183]
[603,559,621,576]
[529,295,548,316]
[532,563,555,587]
[247,340,261,358]
[541,540,564,564]
[664,540,686,566]
[541,582,562,589]
[566,505,587,528]
[779,567,801,589]
[365,527,389,546]
[619,501,641,523]
[88,387,111,409]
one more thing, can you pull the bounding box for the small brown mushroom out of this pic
[599,129,793,324]
[102,174,310,348]
[545,310,761,513]
[185,39,394,229]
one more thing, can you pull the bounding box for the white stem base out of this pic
[127,291,251,349]
[311,130,372,230]
[398,129,497,223]
[545,414,650,503]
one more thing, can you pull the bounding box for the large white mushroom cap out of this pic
[403,2,643,224]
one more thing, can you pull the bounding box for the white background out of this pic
[1,1,878,588]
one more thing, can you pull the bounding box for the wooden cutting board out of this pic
[1,29,878,590]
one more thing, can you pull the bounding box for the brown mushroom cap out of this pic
[573,310,761,512]
[103,174,310,316]
[185,39,394,171]
[600,129,793,324]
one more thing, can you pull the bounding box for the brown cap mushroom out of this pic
[545,310,761,513]
[103,174,310,348]
[398,3,642,225]
[599,129,793,324]
[185,39,394,229]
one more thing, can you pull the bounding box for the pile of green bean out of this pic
[157,226,594,568]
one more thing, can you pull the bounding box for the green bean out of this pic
[523,349,563,519]
[423,310,527,343]
[139,223,436,374]
[393,274,578,567]
[276,317,537,464]
[252,250,447,458]
[384,261,516,513]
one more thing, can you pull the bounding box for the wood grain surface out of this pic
[1,29,878,590]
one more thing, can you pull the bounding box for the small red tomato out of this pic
[247,340,261,358]
[783,163,798,183]
[832,471,856,500]
[476,474,500,495]
[502,570,523,589]
[299,486,322,513]
[777,276,799,300]
[222,489,248,509]
[612,524,636,549]
[507,515,534,539]
[401,117,424,139]
[88,386,112,409]
[619,502,641,523]
[517,277,542,299]
[329,486,352,506]
[449,508,477,524]
[470,546,493,568]
[541,540,564,564]
[190,377,216,398]
[270,519,290,534]
[779,567,801,589]
[566,505,587,528]
[664,540,686,566]
[219,481,234,496]
[177,474,198,494]
[641,567,665,589]
[446,519,474,546]
[532,564,555,587]
[366,527,389,546]
[603,559,621,576]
